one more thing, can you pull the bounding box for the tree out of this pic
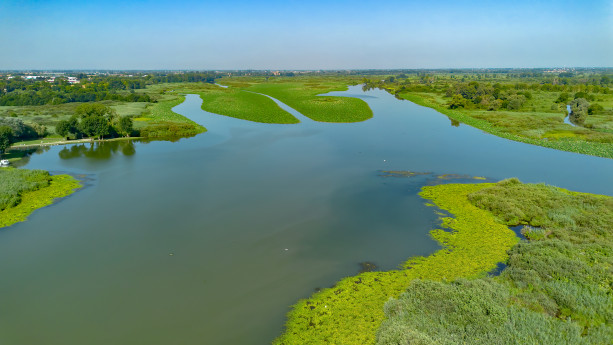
[116,116,133,137]
[555,92,569,103]
[55,116,80,139]
[506,95,526,110]
[75,103,116,119]
[32,123,47,138]
[448,94,469,109]
[0,126,14,154]
[570,98,590,125]
[0,117,36,140]
[79,115,109,140]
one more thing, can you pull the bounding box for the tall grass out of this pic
[0,169,80,228]
[377,179,613,344]
[0,168,51,211]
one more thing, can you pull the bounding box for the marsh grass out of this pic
[197,88,299,124]
[137,95,206,139]
[399,93,613,158]
[246,80,373,123]
[377,179,613,344]
[0,169,80,228]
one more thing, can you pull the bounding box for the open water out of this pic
[1,86,611,344]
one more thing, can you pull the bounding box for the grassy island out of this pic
[275,179,613,344]
[0,168,81,228]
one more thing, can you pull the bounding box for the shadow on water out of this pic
[58,140,137,160]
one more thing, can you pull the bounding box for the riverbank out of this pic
[378,179,613,344]
[0,170,81,229]
[274,181,518,344]
[275,178,613,344]
[398,92,613,159]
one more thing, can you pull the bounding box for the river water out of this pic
[1,86,612,344]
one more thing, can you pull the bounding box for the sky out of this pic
[0,0,611,70]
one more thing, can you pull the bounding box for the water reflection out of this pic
[6,146,50,167]
[58,140,136,160]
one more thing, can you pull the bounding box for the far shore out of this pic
[9,136,141,150]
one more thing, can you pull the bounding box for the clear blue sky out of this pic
[1,0,611,69]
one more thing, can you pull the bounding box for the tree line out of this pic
[0,72,219,106]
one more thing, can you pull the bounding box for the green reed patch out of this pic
[377,179,613,344]
[138,95,206,139]
[0,170,80,228]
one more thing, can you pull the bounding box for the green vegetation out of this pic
[243,78,373,122]
[177,83,299,124]
[377,178,613,344]
[0,72,218,106]
[364,69,613,158]
[201,88,298,123]
[135,94,206,139]
[274,182,518,344]
[0,168,80,228]
[0,72,218,148]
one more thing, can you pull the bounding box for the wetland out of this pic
[1,85,612,344]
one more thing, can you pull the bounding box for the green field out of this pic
[189,84,299,124]
[0,168,81,228]
[243,78,373,122]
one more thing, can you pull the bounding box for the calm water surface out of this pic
[1,86,612,344]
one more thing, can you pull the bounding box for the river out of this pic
[0,86,612,344]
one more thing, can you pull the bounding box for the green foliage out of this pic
[0,168,51,211]
[0,171,80,228]
[55,116,79,139]
[116,116,133,137]
[75,102,116,119]
[138,95,206,138]
[556,92,570,103]
[570,98,590,125]
[79,115,110,139]
[363,71,613,158]
[0,126,13,153]
[377,279,587,345]
[448,94,469,109]
[397,93,613,159]
[274,183,517,345]
[0,117,36,140]
[377,180,613,345]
